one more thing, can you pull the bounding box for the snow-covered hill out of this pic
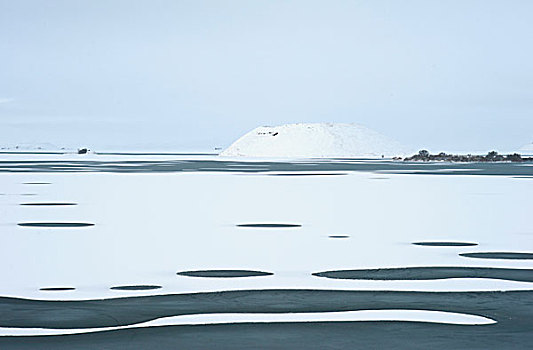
[220,123,411,158]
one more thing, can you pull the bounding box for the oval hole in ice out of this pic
[312,266,533,283]
[40,287,75,291]
[18,222,94,227]
[111,285,162,291]
[460,252,533,260]
[413,242,478,247]
[20,203,77,206]
[177,270,273,278]
[236,223,301,228]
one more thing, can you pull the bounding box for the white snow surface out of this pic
[221,123,412,158]
[1,161,533,301]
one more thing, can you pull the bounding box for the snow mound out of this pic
[221,123,411,158]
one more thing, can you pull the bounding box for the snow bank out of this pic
[220,123,411,158]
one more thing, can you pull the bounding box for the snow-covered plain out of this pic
[0,153,532,335]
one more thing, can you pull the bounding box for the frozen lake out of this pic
[0,153,532,349]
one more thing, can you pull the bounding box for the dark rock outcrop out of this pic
[404,150,532,162]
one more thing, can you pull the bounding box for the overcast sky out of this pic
[1,0,532,151]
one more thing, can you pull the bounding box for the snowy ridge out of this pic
[221,123,411,158]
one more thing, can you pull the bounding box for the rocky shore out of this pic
[403,150,532,162]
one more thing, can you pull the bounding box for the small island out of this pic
[403,150,533,162]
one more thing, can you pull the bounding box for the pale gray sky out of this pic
[1,0,532,151]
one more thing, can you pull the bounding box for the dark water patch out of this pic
[269,173,348,176]
[512,176,533,179]
[313,266,533,283]
[1,159,532,177]
[39,287,75,291]
[20,202,77,206]
[329,235,350,239]
[111,285,162,291]
[18,222,94,227]
[369,177,390,180]
[460,252,533,260]
[23,182,51,185]
[0,321,520,350]
[20,193,37,196]
[237,223,301,228]
[413,242,478,247]
[0,289,520,328]
[177,270,273,278]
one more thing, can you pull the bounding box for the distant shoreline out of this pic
[402,150,533,163]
